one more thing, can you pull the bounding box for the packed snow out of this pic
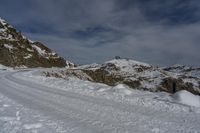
[0,68,200,133]
[0,91,67,133]
[32,45,46,56]
[23,123,43,130]
[173,90,200,107]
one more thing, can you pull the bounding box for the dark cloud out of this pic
[1,0,200,66]
[115,0,200,24]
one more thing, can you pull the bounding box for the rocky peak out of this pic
[0,17,73,68]
[81,59,152,72]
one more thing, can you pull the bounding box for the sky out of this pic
[1,0,200,66]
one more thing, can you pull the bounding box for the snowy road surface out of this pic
[0,70,200,133]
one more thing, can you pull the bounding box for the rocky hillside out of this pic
[163,65,200,93]
[0,17,74,68]
[44,59,200,95]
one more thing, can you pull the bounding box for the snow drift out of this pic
[173,90,200,107]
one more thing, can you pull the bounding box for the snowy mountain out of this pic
[0,17,74,68]
[44,58,200,95]
[1,18,199,95]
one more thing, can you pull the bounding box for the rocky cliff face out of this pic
[0,18,73,68]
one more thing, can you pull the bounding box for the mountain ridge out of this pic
[0,17,74,68]
[44,58,200,95]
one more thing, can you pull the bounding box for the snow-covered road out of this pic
[0,70,200,133]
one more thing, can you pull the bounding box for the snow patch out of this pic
[3,104,10,107]
[24,54,32,59]
[0,64,13,70]
[173,90,200,107]
[27,48,34,52]
[0,28,5,32]
[112,84,133,95]
[14,65,28,69]
[23,123,43,130]
[78,63,100,70]
[32,45,46,56]
[22,35,34,43]
[51,52,56,56]
[0,17,7,25]
[16,111,21,121]
[4,44,13,50]
[0,116,16,121]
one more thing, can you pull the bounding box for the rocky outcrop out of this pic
[44,69,92,81]
[0,17,73,68]
[81,62,142,88]
[162,65,200,95]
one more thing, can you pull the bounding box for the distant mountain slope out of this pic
[44,58,200,95]
[163,65,200,92]
[0,17,74,68]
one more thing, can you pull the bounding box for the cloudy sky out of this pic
[1,0,200,66]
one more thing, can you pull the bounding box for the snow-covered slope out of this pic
[173,90,200,107]
[0,17,74,68]
[45,58,200,95]
[1,69,200,133]
[79,59,200,94]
